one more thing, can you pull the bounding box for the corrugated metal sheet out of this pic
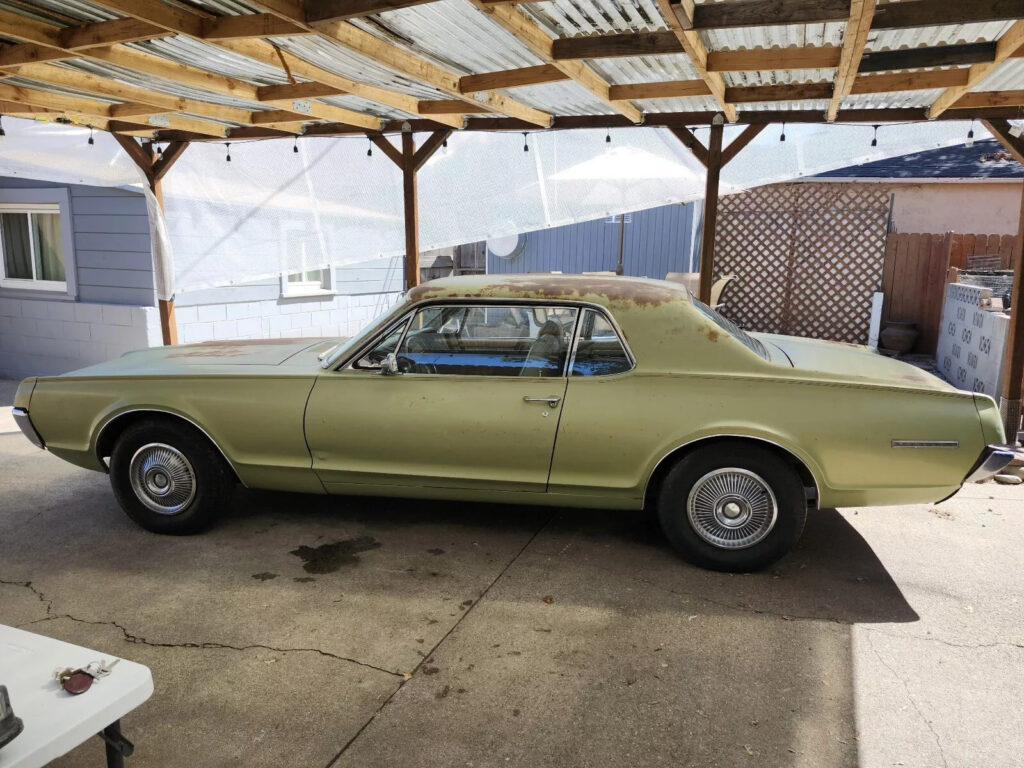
[974,59,1024,92]
[131,37,292,85]
[701,23,846,53]
[723,69,837,87]
[841,90,946,110]
[510,81,613,115]
[867,22,1015,52]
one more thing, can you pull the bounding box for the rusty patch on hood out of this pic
[407,275,685,308]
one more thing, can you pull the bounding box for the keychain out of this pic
[53,659,120,695]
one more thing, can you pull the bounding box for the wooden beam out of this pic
[551,31,682,60]
[610,79,710,101]
[829,0,877,121]
[142,139,182,346]
[661,0,736,120]
[956,90,1024,108]
[668,126,709,167]
[112,133,155,182]
[459,64,567,94]
[851,68,969,93]
[982,118,1024,166]
[85,0,204,37]
[462,1,641,122]
[727,82,833,103]
[707,46,842,71]
[366,132,404,167]
[930,21,1024,117]
[401,130,419,289]
[984,119,1024,438]
[417,100,488,115]
[698,115,725,305]
[306,0,438,22]
[151,140,189,183]
[686,0,850,28]
[200,13,309,40]
[0,44,68,68]
[860,41,996,73]
[720,124,765,166]
[256,82,346,100]
[258,97,382,129]
[411,129,453,171]
[59,17,167,49]
[873,0,1024,30]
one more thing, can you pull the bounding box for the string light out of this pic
[966,119,975,148]
[605,129,611,143]
[224,142,231,162]
[779,122,785,142]
[293,136,299,153]
[522,131,529,152]
[0,115,6,138]
[156,143,163,156]
[442,137,447,148]
[366,137,372,157]
[870,125,878,147]
[87,125,94,146]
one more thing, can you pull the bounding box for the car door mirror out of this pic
[379,352,401,376]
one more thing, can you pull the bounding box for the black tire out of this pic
[656,442,807,572]
[109,417,234,535]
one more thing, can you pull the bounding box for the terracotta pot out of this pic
[879,321,918,354]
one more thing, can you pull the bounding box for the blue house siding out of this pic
[487,202,696,278]
[0,176,156,306]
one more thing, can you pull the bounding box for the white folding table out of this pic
[0,625,153,768]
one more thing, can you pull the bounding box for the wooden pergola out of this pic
[0,0,1023,435]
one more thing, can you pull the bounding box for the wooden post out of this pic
[698,114,725,305]
[112,134,189,346]
[367,127,453,291]
[983,119,1024,442]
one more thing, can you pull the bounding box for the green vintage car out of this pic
[12,275,1014,571]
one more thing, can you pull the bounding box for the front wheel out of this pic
[109,418,234,534]
[656,443,807,572]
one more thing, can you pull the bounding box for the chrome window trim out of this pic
[94,408,246,487]
[334,298,631,377]
[566,306,636,377]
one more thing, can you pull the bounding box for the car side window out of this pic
[352,318,410,370]
[395,304,577,377]
[571,309,633,377]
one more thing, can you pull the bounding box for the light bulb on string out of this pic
[156,143,163,156]
[966,119,975,148]
[779,122,786,142]
[605,129,611,143]
[871,125,879,147]
[225,142,231,162]
[522,132,529,153]
[293,136,299,153]
[366,137,372,157]
[87,125,94,146]
[0,115,5,137]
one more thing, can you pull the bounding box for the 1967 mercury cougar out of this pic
[12,275,1014,571]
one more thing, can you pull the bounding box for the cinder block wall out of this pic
[0,297,161,378]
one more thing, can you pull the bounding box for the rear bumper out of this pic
[965,444,1016,483]
[11,407,43,449]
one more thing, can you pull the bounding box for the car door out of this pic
[304,302,578,494]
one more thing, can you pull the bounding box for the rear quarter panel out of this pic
[549,371,985,508]
[28,372,321,492]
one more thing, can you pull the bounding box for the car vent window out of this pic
[571,309,633,377]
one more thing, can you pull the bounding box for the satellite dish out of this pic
[487,233,526,260]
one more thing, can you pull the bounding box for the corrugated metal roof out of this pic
[841,89,946,110]
[975,59,1024,92]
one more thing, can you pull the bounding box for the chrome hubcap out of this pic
[687,468,777,550]
[129,443,196,515]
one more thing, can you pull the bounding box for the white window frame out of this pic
[0,189,76,299]
[280,226,334,299]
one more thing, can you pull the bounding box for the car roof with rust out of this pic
[405,274,691,309]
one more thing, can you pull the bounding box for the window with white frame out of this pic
[0,203,67,291]
[281,229,332,297]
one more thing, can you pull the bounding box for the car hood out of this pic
[60,338,340,377]
[756,333,957,393]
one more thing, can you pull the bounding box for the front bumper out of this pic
[11,407,43,449]
[965,444,1016,483]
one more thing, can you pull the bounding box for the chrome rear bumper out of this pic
[965,444,1016,483]
[11,407,43,449]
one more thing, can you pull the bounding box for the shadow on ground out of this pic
[0,446,917,767]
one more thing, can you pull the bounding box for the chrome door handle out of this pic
[523,396,561,407]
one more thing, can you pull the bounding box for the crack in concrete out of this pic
[629,574,849,625]
[864,630,950,768]
[862,626,1024,652]
[1,578,403,678]
[323,511,557,768]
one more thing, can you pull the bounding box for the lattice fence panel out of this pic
[714,183,891,343]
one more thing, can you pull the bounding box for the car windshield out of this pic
[691,298,768,360]
[319,300,406,369]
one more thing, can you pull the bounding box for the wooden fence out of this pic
[882,232,1016,353]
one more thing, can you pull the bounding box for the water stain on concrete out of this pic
[293,576,316,583]
[289,536,382,574]
[251,572,278,581]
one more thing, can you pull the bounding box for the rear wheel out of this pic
[656,443,807,572]
[109,418,234,534]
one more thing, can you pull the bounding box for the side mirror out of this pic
[379,352,401,376]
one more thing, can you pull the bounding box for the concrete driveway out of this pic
[1,380,1021,768]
